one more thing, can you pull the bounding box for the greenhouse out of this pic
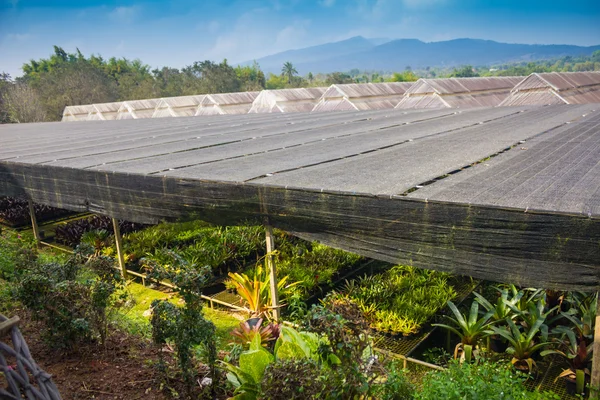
[312,82,413,112]
[395,76,523,109]
[248,87,327,113]
[61,104,96,121]
[152,95,206,118]
[116,99,160,120]
[195,91,259,115]
[500,71,600,106]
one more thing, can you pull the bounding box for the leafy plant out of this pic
[145,250,217,396]
[433,300,494,361]
[228,264,299,319]
[542,326,592,394]
[231,318,281,350]
[415,359,560,400]
[343,265,459,335]
[221,326,323,399]
[489,317,551,373]
[15,254,124,347]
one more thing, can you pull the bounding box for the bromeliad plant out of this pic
[231,318,281,350]
[228,263,300,319]
[433,300,495,362]
[541,326,592,395]
[489,317,551,373]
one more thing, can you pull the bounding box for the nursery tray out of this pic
[524,356,579,399]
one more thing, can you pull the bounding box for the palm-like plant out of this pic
[281,61,298,84]
[489,317,551,373]
[562,292,597,344]
[433,300,495,362]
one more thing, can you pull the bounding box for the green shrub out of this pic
[415,360,560,400]
[15,254,125,347]
[145,251,217,396]
[261,358,330,399]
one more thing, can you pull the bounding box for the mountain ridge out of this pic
[242,37,600,74]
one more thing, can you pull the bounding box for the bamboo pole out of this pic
[28,201,41,242]
[591,292,600,398]
[112,218,128,278]
[265,222,280,322]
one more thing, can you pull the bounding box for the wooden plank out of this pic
[591,292,600,398]
[112,218,128,278]
[265,222,280,321]
[28,201,40,242]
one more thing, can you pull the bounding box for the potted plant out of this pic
[433,300,494,363]
[541,326,592,396]
[489,317,551,373]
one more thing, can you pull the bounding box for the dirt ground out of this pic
[3,309,218,400]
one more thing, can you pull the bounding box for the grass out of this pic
[115,281,240,347]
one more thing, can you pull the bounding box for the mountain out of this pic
[247,37,600,74]
[241,36,386,72]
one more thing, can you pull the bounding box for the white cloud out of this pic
[203,8,315,64]
[207,20,220,34]
[109,6,140,24]
[6,33,32,42]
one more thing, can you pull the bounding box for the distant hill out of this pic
[245,37,600,74]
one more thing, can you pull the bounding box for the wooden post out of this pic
[591,292,600,398]
[28,201,41,242]
[265,222,280,322]
[112,218,128,279]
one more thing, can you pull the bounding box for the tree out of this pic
[2,83,47,123]
[391,71,419,82]
[0,72,12,123]
[34,61,118,121]
[450,65,479,78]
[325,72,353,85]
[235,61,266,91]
[281,61,298,84]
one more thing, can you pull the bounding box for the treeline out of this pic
[1,46,599,124]
[0,46,416,124]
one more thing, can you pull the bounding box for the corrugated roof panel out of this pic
[540,72,600,91]
[352,98,403,110]
[333,82,412,98]
[153,95,204,118]
[560,86,600,104]
[205,92,259,106]
[408,77,522,96]
[249,88,326,114]
[312,98,357,112]
[395,94,449,109]
[499,90,565,106]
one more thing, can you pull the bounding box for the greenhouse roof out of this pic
[2,104,599,290]
[500,72,600,106]
[396,77,524,109]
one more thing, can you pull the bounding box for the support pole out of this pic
[28,201,41,242]
[265,222,280,322]
[591,292,600,398]
[112,218,128,279]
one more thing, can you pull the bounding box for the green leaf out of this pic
[239,348,274,383]
[276,342,308,360]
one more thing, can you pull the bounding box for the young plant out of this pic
[489,317,551,373]
[433,300,494,362]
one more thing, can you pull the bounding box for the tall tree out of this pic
[281,61,298,84]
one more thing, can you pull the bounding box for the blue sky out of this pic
[1,0,599,78]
